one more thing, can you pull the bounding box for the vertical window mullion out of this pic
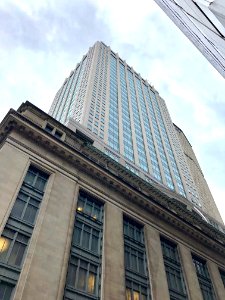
[21,196,30,220]
[124,217,151,300]
[192,255,215,300]
[86,263,90,293]
[64,191,103,299]
[90,227,93,251]
[75,259,80,289]
[33,172,39,189]
[80,223,84,248]
[161,238,187,299]
[7,232,19,265]
[0,165,49,294]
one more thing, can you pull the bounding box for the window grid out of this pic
[73,221,100,254]
[64,192,103,300]
[59,73,75,123]
[10,191,41,225]
[143,86,174,190]
[120,63,135,162]
[149,90,185,196]
[124,218,151,300]
[55,82,68,121]
[160,100,199,204]
[161,238,187,300]
[72,55,91,123]
[9,166,48,225]
[0,165,49,297]
[136,79,162,181]
[67,257,98,296]
[0,228,29,268]
[128,72,148,172]
[108,55,119,151]
[67,58,87,122]
[192,255,215,300]
[0,280,14,300]
[89,44,108,138]
[126,279,148,300]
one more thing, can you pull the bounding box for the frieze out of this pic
[1,107,225,255]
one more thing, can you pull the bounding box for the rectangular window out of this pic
[10,166,48,225]
[0,280,14,300]
[44,123,54,133]
[0,165,49,296]
[64,191,104,300]
[54,130,63,139]
[219,269,225,287]
[123,217,151,300]
[192,255,215,300]
[72,221,100,253]
[0,227,29,267]
[161,238,187,300]
[67,257,98,295]
[76,192,103,221]
[23,165,48,192]
[126,279,148,300]
[125,245,145,274]
[10,192,41,224]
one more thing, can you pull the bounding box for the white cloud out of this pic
[0,0,225,222]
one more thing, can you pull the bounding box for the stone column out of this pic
[0,143,29,230]
[145,225,170,300]
[15,172,78,300]
[208,260,225,300]
[102,202,125,300]
[179,244,203,300]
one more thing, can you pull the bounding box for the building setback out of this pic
[49,41,222,223]
[0,102,225,300]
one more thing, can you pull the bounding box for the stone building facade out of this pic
[49,41,222,222]
[0,102,225,300]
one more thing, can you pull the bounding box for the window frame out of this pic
[0,164,49,296]
[0,280,15,300]
[64,191,104,300]
[160,237,187,300]
[192,255,215,300]
[123,217,151,300]
[0,227,30,268]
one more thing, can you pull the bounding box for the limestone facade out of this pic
[0,102,225,300]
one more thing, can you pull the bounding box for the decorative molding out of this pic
[1,106,225,256]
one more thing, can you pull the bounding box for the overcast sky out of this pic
[1,0,225,222]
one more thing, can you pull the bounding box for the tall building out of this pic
[0,101,225,300]
[49,41,222,223]
[154,0,225,78]
[1,42,224,300]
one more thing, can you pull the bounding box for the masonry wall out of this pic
[174,126,223,224]
[0,124,225,300]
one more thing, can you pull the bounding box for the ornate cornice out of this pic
[1,105,225,256]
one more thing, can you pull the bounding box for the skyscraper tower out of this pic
[49,41,222,222]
